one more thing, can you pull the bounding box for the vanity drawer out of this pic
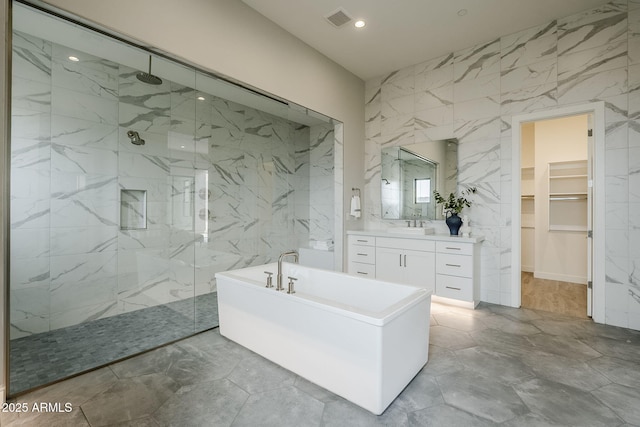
[348,244,376,264]
[348,262,376,277]
[436,253,473,277]
[436,274,473,301]
[376,237,435,252]
[436,241,473,256]
[349,235,376,246]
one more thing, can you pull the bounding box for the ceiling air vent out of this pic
[325,7,353,28]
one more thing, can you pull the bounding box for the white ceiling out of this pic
[242,0,611,80]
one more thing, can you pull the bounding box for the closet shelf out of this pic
[548,160,588,231]
[549,225,588,232]
[550,174,587,179]
[549,193,587,200]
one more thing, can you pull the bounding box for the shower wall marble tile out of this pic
[308,124,335,244]
[363,1,640,329]
[10,31,53,337]
[10,31,335,338]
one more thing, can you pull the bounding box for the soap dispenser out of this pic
[460,215,471,237]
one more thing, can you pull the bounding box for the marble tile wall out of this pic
[364,0,640,329]
[10,31,335,338]
[308,124,335,244]
[380,149,401,219]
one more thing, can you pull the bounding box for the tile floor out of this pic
[2,301,640,426]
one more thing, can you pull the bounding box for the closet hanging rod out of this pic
[549,196,587,201]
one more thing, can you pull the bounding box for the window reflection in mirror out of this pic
[381,139,458,220]
[414,178,431,203]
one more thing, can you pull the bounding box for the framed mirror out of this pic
[381,139,458,220]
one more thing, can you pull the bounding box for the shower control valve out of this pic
[264,271,274,288]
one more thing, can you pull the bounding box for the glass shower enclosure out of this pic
[8,2,339,395]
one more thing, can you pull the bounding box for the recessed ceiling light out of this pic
[197,96,205,101]
[354,20,366,28]
[457,9,468,17]
[68,56,79,62]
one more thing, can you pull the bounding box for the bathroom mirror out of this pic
[381,139,458,220]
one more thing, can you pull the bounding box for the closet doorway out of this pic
[511,103,605,323]
[520,115,591,317]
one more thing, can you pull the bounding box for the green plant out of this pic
[433,187,477,215]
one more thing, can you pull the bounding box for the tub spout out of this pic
[277,250,299,291]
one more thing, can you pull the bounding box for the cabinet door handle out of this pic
[357,239,368,243]
[445,247,461,250]
[446,286,461,290]
[357,271,368,275]
[404,254,407,267]
[357,253,368,256]
[446,263,461,267]
[399,254,402,267]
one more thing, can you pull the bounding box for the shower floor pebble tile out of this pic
[9,293,218,394]
[3,301,640,426]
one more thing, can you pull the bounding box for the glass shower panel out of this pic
[192,73,217,331]
[116,54,198,342]
[8,3,200,395]
[8,1,340,397]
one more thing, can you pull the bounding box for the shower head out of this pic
[136,56,163,85]
[127,130,145,145]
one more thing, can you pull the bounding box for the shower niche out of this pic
[120,189,147,230]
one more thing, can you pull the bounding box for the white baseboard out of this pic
[534,271,587,285]
[521,265,534,273]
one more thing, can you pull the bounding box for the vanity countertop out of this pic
[347,230,484,244]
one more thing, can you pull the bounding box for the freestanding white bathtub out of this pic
[215,262,432,415]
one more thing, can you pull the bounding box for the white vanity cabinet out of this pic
[434,241,480,306]
[347,231,483,308]
[375,237,435,293]
[347,235,376,278]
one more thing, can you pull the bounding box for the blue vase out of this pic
[446,213,462,235]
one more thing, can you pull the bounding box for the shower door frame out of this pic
[1,0,12,404]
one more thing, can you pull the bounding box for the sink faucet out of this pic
[277,250,299,291]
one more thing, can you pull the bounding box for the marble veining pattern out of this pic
[364,1,640,327]
[9,29,339,344]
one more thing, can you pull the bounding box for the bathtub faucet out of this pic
[277,250,299,291]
